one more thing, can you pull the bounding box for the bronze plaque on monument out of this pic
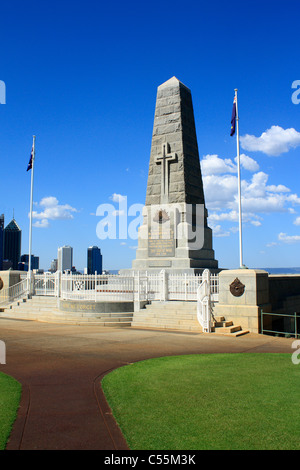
[148,223,175,257]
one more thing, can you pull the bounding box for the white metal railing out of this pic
[0,277,29,307]
[197,270,211,332]
[60,273,135,301]
[57,270,219,307]
[2,270,219,333]
[168,273,202,301]
[34,272,59,296]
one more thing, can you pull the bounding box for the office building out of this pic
[50,259,58,272]
[3,218,22,270]
[87,246,102,274]
[57,245,73,272]
[0,214,4,270]
[20,254,39,271]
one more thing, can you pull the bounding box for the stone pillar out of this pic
[0,270,22,301]
[129,76,219,274]
[213,269,272,334]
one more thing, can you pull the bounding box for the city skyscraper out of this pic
[57,245,73,272]
[3,218,22,270]
[20,254,39,271]
[50,259,58,272]
[87,246,102,274]
[0,214,4,270]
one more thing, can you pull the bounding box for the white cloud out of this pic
[110,193,126,203]
[202,153,259,176]
[202,154,236,176]
[266,184,290,193]
[210,224,230,238]
[208,211,239,222]
[240,125,300,156]
[203,154,300,235]
[235,154,260,172]
[266,242,277,247]
[251,220,262,227]
[33,219,49,228]
[294,217,300,226]
[278,232,300,243]
[286,194,300,205]
[203,174,239,211]
[204,168,300,217]
[40,196,59,208]
[31,196,78,227]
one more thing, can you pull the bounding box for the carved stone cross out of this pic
[155,143,177,203]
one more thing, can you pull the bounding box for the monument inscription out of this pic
[148,224,175,257]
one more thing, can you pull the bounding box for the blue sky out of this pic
[1,0,300,271]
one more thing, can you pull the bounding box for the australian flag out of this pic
[27,146,33,171]
[230,95,237,136]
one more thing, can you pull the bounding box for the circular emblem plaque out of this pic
[0,277,3,291]
[229,278,245,297]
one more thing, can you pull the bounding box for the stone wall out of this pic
[268,275,300,313]
[213,269,300,334]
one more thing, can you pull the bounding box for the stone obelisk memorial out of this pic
[131,77,218,273]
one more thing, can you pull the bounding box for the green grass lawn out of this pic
[102,353,300,450]
[0,372,22,450]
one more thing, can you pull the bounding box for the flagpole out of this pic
[234,89,244,269]
[28,135,36,291]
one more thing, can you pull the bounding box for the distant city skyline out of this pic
[57,245,73,273]
[1,0,300,271]
[3,217,22,270]
[87,246,103,274]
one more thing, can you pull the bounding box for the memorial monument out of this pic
[131,77,219,273]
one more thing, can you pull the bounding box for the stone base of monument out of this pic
[0,295,140,326]
[58,299,147,314]
[212,269,272,334]
[126,202,219,274]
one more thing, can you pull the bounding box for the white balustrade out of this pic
[1,270,219,334]
[0,277,29,307]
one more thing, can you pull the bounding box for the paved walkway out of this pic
[0,318,296,450]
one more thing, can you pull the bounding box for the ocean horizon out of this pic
[258,267,300,275]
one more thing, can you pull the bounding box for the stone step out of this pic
[145,302,197,311]
[38,319,132,327]
[1,310,133,320]
[8,305,59,312]
[132,319,201,328]
[131,323,201,332]
[212,320,233,328]
[134,301,205,333]
[213,325,242,334]
[213,316,225,322]
[134,312,198,320]
[0,311,133,326]
[9,298,58,308]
